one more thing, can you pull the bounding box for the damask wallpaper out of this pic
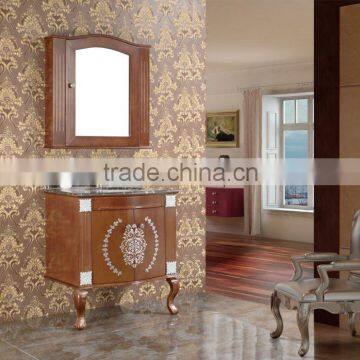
[0,0,206,322]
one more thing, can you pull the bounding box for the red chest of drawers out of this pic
[206,187,244,217]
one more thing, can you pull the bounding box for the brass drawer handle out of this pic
[212,200,217,205]
[211,192,217,196]
[212,210,217,214]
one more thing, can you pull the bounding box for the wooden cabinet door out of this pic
[92,209,134,284]
[133,207,166,280]
[206,187,244,217]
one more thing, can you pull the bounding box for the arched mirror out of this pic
[75,47,130,137]
[45,35,150,148]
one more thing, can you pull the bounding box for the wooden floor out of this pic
[206,232,313,304]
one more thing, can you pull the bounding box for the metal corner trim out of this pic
[80,271,92,286]
[79,198,92,212]
[165,195,176,208]
[166,261,177,275]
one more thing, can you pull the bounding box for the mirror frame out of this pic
[45,34,150,148]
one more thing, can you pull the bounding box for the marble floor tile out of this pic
[1,293,360,359]
[0,339,37,360]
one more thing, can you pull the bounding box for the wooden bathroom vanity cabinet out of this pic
[206,187,244,217]
[44,187,179,329]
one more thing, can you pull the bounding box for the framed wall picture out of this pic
[206,110,240,148]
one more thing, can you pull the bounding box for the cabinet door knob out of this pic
[212,210,217,214]
[212,200,217,205]
[68,82,75,89]
[211,192,217,195]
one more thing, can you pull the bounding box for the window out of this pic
[262,94,314,211]
[282,97,314,209]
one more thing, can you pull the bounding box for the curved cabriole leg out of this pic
[166,277,179,315]
[73,289,88,330]
[297,303,311,357]
[348,312,357,336]
[270,291,283,339]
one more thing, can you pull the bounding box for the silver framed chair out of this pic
[270,210,360,356]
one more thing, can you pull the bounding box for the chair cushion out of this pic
[275,278,360,302]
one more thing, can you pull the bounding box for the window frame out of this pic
[279,95,314,210]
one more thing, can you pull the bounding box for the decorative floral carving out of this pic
[174,88,205,123]
[0,0,21,22]
[120,224,147,268]
[117,289,136,305]
[0,226,24,269]
[115,0,133,10]
[73,13,90,35]
[177,185,204,206]
[178,217,204,248]
[159,284,169,299]
[0,128,23,156]
[90,0,116,34]
[18,60,44,101]
[149,101,158,127]
[174,47,192,80]
[174,45,205,81]
[44,148,72,158]
[174,9,192,39]
[192,10,205,39]
[174,131,203,158]
[154,111,177,145]
[19,107,45,150]
[139,283,156,298]
[118,20,134,42]
[156,0,176,15]
[0,187,23,219]
[0,28,22,74]
[24,297,46,319]
[192,45,206,77]
[133,0,155,40]
[94,288,115,305]
[91,149,118,159]
[0,277,24,321]
[133,149,158,158]
[154,24,176,60]
[45,282,71,314]
[0,78,22,125]
[102,218,123,276]
[42,0,70,32]
[174,9,204,39]
[149,56,158,83]
[19,200,45,243]
[154,68,177,106]
[179,259,205,291]
[16,6,47,52]
[144,217,159,272]
[19,250,45,291]
[70,0,90,4]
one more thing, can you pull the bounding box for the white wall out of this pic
[206,92,247,234]
[206,62,314,244]
[261,210,314,243]
[207,62,313,96]
[206,92,246,158]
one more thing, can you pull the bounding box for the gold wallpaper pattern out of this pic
[0,0,206,322]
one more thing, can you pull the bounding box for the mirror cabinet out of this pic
[45,35,150,148]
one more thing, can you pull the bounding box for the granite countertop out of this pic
[44,186,179,197]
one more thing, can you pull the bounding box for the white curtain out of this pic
[243,88,262,235]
